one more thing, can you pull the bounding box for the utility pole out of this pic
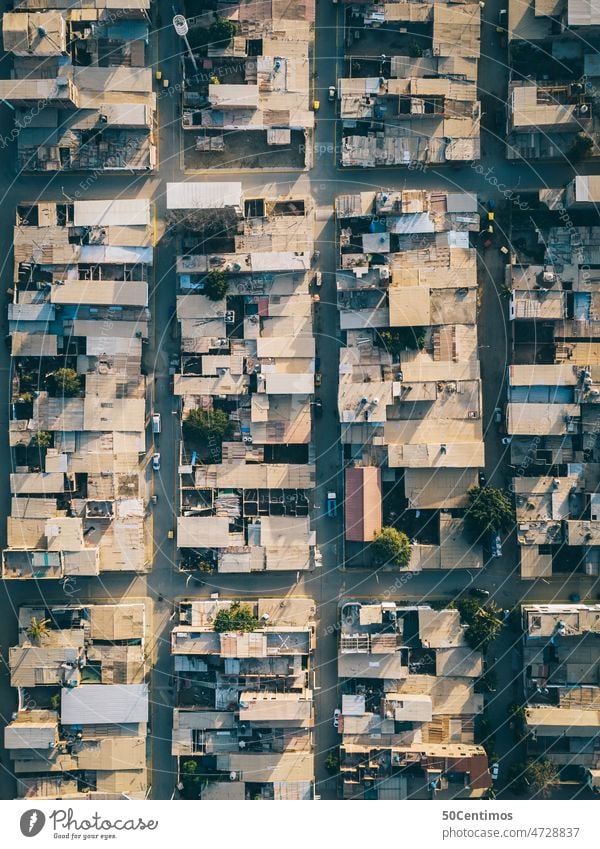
[172,15,198,73]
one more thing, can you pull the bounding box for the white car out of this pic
[333,708,341,729]
[152,452,161,472]
[493,534,503,558]
[501,436,512,445]
[490,762,499,781]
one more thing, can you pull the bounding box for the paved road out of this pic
[0,1,598,802]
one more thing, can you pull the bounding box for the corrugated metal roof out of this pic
[61,683,148,725]
[166,182,242,210]
[345,467,382,542]
[73,199,150,227]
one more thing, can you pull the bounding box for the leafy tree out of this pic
[50,693,60,710]
[506,762,529,797]
[372,526,412,568]
[524,758,559,798]
[569,132,593,162]
[465,485,514,540]
[180,759,201,798]
[209,17,236,46]
[214,601,259,633]
[184,408,233,443]
[203,269,229,301]
[31,431,52,449]
[325,752,339,773]
[46,367,81,397]
[376,326,426,358]
[454,598,503,652]
[27,616,50,642]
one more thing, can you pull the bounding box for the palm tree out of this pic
[26,617,50,642]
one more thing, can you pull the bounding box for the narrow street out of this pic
[0,0,597,804]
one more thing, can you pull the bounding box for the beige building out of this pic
[339,1,481,167]
[171,598,316,800]
[3,199,152,579]
[0,5,155,172]
[337,602,491,799]
[5,602,149,800]
[337,190,484,568]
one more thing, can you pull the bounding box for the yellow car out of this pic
[312,99,320,112]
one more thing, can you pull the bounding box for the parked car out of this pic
[152,452,161,472]
[152,413,161,434]
[490,761,499,781]
[315,372,322,387]
[493,534,503,558]
[494,407,502,423]
[468,587,491,599]
[314,398,323,418]
[313,271,322,288]
[333,708,341,728]
[328,85,336,101]
[478,470,487,487]
[501,436,512,445]
[327,491,337,518]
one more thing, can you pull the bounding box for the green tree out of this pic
[506,762,529,797]
[27,616,50,642]
[325,752,339,773]
[524,758,560,798]
[181,760,199,775]
[376,326,426,358]
[184,408,233,442]
[209,17,236,46]
[180,759,201,798]
[46,367,82,397]
[454,598,503,652]
[50,693,60,711]
[203,269,229,301]
[31,430,52,449]
[569,132,593,162]
[372,526,412,568]
[465,485,514,540]
[214,601,260,633]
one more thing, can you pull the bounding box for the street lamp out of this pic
[173,14,198,73]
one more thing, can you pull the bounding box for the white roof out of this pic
[342,694,366,716]
[574,175,600,204]
[264,373,314,394]
[61,684,148,725]
[73,199,150,227]
[78,246,152,264]
[446,192,478,213]
[166,182,242,210]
